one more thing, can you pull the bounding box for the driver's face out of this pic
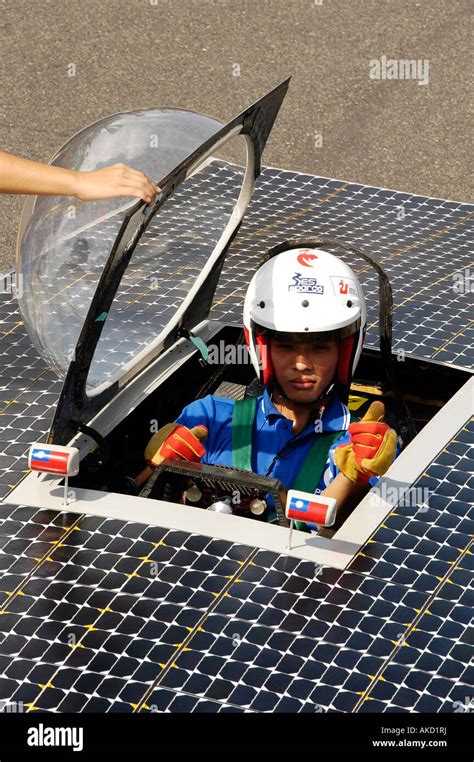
[270,338,339,404]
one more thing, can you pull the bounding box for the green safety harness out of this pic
[231,397,358,531]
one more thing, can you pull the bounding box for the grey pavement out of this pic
[0,0,472,270]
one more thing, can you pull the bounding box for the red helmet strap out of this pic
[255,332,273,385]
[337,334,357,386]
[244,325,274,384]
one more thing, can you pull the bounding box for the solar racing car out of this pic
[0,80,472,714]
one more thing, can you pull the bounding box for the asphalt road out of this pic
[0,0,472,270]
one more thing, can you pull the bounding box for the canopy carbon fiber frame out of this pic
[48,79,290,445]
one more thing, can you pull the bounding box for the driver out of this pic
[143,244,399,531]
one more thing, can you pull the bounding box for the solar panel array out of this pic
[0,165,472,712]
[213,167,473,370]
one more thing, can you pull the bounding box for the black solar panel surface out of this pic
[0,166,472,712]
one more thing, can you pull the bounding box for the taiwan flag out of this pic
[287,495,329,525]
[29,446,76,475]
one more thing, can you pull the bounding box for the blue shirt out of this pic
[175,389,357,502]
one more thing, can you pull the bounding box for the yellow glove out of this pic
[135,423,208,488]
[144,423,208,466]
[334,401,398,484]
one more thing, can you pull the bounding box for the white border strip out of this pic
[4,476,359,568]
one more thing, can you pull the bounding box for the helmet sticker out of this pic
[288,273,324,294]
[330,275,358,296]
[296,251,318,267]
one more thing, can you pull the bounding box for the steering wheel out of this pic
[139,458,289,528]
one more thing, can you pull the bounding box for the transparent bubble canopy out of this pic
[16,108,225,380]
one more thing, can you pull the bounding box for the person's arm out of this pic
[320,400,398,533]
[320,472,370,528]
[0,150,160,203]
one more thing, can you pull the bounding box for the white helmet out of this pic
[243,244,367,394]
